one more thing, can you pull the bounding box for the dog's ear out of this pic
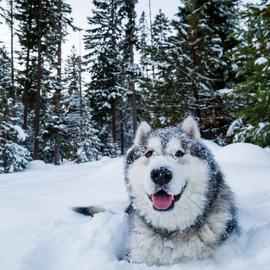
[182,116,200,139]
[133,121,151,145]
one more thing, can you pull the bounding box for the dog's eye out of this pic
[145,150,154,158]
[175,150,185,157]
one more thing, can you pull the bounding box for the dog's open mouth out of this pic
[151,190,174,211]
[148,183,187,211]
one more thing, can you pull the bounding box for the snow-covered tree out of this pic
[0,46,31,173]
[168,0,238,140]
[62,47,102,162]
[84,0,125,156]
[0,45,13,104]
[136,11,149,76]
[139,10,174,127]
[228,1,270,147]
[15,0,73,161]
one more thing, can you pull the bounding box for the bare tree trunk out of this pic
[110,0,117,143]
[23,18,32,130]
[190,30,201,126]
[120,111,124,155]
[23,46,30,130]
[79,54,83,142]
[33,0,42,160]
[148,0,155,78]
[126,0,137,135]
[10,0,15,116]
[54,0,62,165]
[130,75,137,135]
[111,99,116,142]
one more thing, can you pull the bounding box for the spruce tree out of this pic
[228,1,270,147]
[84,0,124,156]
[137,11,149,77]
[139,10,174,127]
[169,0,238,140]
[0,45,31,173]
[1,0,16,109]
[0,45,12,104]
[62,47,102,162]
[122,0,138,135]
[15,0,73,162]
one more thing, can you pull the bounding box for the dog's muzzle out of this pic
[148,182,188,211]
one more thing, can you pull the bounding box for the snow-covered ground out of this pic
[0,142,270,270]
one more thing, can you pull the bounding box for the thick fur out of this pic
[125,116,238,266]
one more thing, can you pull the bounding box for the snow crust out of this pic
[26,160,50,171]
[254,56,268,65]
[215,142,270,166]
[0,142,270,269]
[202,139,222,153]
[13,125,27,142]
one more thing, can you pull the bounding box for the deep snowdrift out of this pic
[0,142,270,270]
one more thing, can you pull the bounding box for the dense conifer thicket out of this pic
[0,0,269,173]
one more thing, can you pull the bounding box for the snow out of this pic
[202,139,222,153]
[26,160,53,171]
[259,0,270,10]
[13,125,27,142]
[0,142,270,269]
[254,57,268,65]
[227,119,241,136]
[217,88,233,95]
[215,142,270,166]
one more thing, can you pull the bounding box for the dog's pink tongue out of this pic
[152,193,173,210]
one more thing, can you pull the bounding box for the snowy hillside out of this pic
[0,142,270,270]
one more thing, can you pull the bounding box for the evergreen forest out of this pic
[0,0,269,173]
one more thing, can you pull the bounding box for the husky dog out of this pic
[124,116,238,265]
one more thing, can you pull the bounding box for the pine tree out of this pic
[84,0,125,156]
[168,0,238,140]
[139,10,174,127]
[228,1,270,147]
[0,45,12,105]
[122,0,138,135]
[137,11,149,77]
[15,0,73,162]
[62,47,102,162]
[0,45,31,173]
[52,0,74,165]
[1,0,16,110]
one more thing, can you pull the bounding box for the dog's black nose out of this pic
[151,167,172,186]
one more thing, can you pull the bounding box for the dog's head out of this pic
[125,116,220,232]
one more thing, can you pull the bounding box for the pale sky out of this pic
[64,0,179,59]
[0,0,180,61]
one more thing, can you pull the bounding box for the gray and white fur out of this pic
[124,116,238,266]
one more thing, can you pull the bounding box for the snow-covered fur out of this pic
[125,116,238,266]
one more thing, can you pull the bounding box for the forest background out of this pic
[0,0,269,173]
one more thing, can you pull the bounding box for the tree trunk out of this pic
[54,0,62,165]
[23,19,31,130]
[130,77,137,135]
[33,0,42,160]
[79,54,83,142]
[23,46,30,130]
[126,0,137,135]
[120,112,124,155]
[10,0,15,116]
[190,26,201,126]
[148,0,155,78]
[111,99,116,142]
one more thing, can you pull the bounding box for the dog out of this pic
[74,116,238,266]
[124,116,238,265]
